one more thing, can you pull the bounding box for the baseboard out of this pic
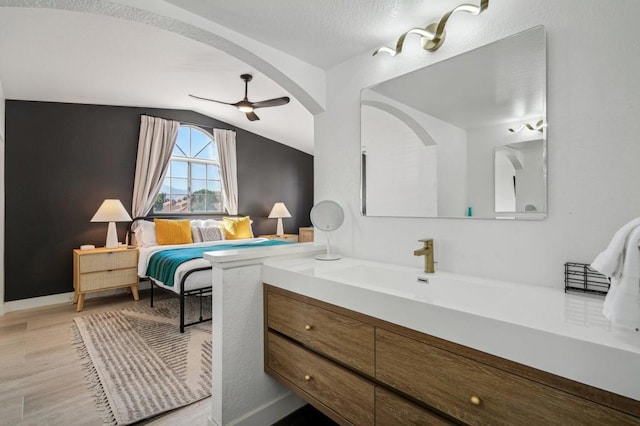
[4,291,75,313]
[208,392,304,426]
[3,282,151,314]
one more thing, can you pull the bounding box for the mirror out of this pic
[361,26,546,219]
[310,200,344,261]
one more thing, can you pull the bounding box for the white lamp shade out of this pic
[91,199,132,223]
[268,202,291,219]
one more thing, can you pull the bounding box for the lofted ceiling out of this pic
[0,1,458,154]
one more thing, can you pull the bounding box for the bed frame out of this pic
[127,216,217,333]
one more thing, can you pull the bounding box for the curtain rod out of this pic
[142,114,234,132]
[178,120,215,129]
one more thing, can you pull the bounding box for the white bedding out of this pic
[138,238,269,293]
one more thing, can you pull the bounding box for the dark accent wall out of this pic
[5,101,313,301]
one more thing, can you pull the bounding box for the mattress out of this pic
[138,238,268,294]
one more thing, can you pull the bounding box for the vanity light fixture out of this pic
[508,120,546,133]
[373,0,489,57]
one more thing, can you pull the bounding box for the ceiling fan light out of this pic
[238,105,254,113]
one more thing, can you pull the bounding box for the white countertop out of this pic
[262,256,640,400]
[204,241,324,266]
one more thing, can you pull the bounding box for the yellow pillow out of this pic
[222,216,253,240]
[154,219,193,245]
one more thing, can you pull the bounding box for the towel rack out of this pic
[564,262,610,296]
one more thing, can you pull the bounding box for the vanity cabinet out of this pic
[264,285,640,425]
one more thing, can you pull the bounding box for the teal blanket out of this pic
[147,240,292,287]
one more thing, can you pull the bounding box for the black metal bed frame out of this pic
[127,216,219,333]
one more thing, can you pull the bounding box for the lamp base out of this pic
[105,222,118,248]
[276,218,284,237]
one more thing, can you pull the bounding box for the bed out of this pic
[130,217,291,332]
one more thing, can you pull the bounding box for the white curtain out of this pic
[214,128,238,215]
[132,115,179,221]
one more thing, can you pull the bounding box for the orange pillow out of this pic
[222,216,253,240]
[154,219,193,245]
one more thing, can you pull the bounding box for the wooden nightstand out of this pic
[73,247,139,311]
[298,227,314,242]
[260,234,299,242]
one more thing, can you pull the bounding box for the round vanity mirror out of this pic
[310,200,344,261]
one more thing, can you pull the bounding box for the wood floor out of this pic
[0,290,211,425]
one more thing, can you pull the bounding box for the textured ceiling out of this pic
[164,0,431,69]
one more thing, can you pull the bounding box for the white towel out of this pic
[591,219,640,330]
[591,217,640,278]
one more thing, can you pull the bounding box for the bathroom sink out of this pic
[317,263,511,307]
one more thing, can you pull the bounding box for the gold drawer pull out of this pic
[470,395,481,406]
[305,324,312,331]
[304,374,312,381]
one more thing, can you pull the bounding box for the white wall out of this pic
[315,0,640,287]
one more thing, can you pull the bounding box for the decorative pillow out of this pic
[201,219,224,228]
[154,219,193,245]
[191,226,203,243]
[134,220,157,247]
[199,226,224,242]
[222,216,253,240]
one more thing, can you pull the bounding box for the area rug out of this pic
[72,298,212,425]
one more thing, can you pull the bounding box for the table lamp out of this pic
[91,199,132,248]
[268,202,291,236]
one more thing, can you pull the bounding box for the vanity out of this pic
[263,257,640,425]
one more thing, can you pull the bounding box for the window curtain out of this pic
[214,128,238,215]
[131,115,179,223]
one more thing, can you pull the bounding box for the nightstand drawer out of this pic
[78,249,138,273]
[78,268,138,292]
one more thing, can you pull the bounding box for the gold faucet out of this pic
[414,239,435,273]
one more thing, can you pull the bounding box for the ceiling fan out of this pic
[189,74,290,121]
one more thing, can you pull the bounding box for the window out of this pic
[153,125,224,213]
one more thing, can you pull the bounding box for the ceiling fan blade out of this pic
[251,97,290,109]
[188,94,235,106]
[246,111,260,121]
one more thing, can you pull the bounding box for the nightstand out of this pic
[260,234,299,242]
[73,247,139,311]
[299,227,314,242]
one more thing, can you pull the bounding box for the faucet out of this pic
[414,239,435,273]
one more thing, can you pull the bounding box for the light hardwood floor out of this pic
[0,290,211,425]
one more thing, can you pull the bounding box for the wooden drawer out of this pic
[267,331,374,425]
[375,387,453,425]
[78,249,138,273]
[78,268,138,292]
[376,329,638,425]
[267,291,375,376]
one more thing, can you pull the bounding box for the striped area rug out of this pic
[72,298,212,425]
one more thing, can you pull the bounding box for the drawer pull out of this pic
[470,395,481,406]
[305,324,312,330]
[304,374,312,381]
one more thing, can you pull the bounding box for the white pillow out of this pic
[135,220,158,247]
[201,219,224,228]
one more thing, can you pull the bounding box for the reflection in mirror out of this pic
[361,26,546,219]
[495,140,545,218]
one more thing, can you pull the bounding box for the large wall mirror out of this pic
[361,26,546,219]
